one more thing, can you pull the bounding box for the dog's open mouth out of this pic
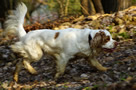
[103,48,115,52]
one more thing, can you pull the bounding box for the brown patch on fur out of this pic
[104,36,110,43]
[90,31,110,49]
[54,32,60,39]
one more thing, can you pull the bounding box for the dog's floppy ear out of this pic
[88,34,92,45]
[90,31,106,48]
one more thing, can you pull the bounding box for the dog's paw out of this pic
[55,73,60,80]
[29,68,38,74]
[54,72,63,80]
[14,74,18,82]
[98,66,109,72]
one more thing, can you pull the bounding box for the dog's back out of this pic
[13,28,91,58]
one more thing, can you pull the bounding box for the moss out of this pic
[111,33,118,39]
[93,84,99,88]
[108,25,113,30]
[118,32,130,39]
[83,87,92,90]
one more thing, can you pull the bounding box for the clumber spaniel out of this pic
[4,3,117,82]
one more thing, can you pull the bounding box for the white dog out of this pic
[4,3,117,82]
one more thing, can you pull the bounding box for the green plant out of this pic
[83,87,92,90]
[108,25,113,30]
[93,84,99,88]
[132,0,136,4]
[118,32,130,39]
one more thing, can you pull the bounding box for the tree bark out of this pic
[118,0,132,10]
[56,0,65,17]
[92,0,104,14]
[65,0,70,16]
[0,0,18,28]
[89,0,96,15]
[81,0,90,16]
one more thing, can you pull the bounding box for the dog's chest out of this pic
[77,41,91,56]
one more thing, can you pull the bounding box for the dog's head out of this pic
[89,30,117,52]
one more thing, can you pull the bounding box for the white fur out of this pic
[12,28,116,59]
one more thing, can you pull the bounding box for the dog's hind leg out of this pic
[14,59,38,82]
[13,59,37,82]
[22,44,43,74]
[14,60,23,82]
[23,60,37,74]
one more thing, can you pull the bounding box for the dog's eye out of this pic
[104,36,110,43]
[105,36,110,42]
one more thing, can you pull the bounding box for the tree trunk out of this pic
[89,0,96,15]
[0,0,18,28]
[65,0,70,16]
[56,0,65,17]
[92,0,104,14]
[81,0,90,16]
[101,0,118,13]
[118,0,132,10]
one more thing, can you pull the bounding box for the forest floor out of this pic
[0,6,136,90]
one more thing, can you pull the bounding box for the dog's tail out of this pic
[4,3,27,39]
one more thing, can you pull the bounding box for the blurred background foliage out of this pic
[0,0,136,27]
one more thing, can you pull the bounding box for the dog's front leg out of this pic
[54,54,69,79]
[88,56,108,71]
